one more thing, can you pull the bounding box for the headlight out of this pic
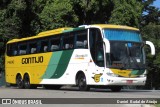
[106,73,119,77]
[139,74,147,77]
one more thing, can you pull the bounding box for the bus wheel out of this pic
[110,86,122,92]
[24,74,37,89]
[77,73,90,91]
[16,74,24,89]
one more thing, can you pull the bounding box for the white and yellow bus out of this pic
[5,24,155,92]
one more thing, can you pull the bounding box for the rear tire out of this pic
[77,73,90,91]
[24,74,37,89]
[16,74,24,89]
[110,86,122,92]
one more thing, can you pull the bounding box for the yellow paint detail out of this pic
[92,73,102,83]
[7,27,72,44]
[111,69,136,78]
[38,28,72,36]
[5,52,53,84]
[74,58,84,60]
[92,24,139,31]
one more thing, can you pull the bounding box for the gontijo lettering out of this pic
[22,56,43,64]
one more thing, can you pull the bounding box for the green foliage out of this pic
[0,0,159,89]
[0,0,26,40]
[109,0,143,27]
[141,24,160,89]
[37,0,78,32]
[141,4,160,89]
[142,6,160,26]
[72,0,113,24]
[0,0,26,73]
[142,24,160,68]
[30,0,79,34]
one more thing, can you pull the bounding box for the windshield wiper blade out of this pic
[125,43,142,70]
[130,57,141,69]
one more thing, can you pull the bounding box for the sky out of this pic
[143,0,160,14]
[152,0,160,9]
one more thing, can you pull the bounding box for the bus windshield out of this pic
[104,29,145,70]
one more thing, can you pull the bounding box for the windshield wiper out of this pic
[126,44,143,70]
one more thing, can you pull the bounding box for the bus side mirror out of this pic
[103,38,110,53]
[145,41,155,55]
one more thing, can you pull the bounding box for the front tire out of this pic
[77,73,90,91]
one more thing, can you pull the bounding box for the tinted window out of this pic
[62,33,74,50]
[19,43,27,55]
[7,43,18,56]
[89,28,104,67]
[29,42,37,54]
[75,30,88,49]
[40,40,48,53]
[50,36,61,51]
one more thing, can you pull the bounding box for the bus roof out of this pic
[7,27,73,44]
[91,24,139,31]
[7,24,139,44]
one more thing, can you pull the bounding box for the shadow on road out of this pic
[1,85,157,93]
[43,86,155,93]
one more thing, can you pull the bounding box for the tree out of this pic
[0,0,26,39]
[31,0,78,34]
[72,0,114,25]
[0,0,26,73]
[140,4,160,89]
[141,6,160,26]
[109,0,144,27]
[141,24,160,89]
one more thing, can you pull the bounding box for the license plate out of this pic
[127,80,133,84]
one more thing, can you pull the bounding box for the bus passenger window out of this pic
[19,50,26,55]
[31,48,36,54]
[29,42,37,54]
[7,43,18,56]
[51,45,59,51]
[63,33,74,50]
[43,46,48,52]
[65,44,69,49]
[13,50,17,56]
[19,44,27,55]
[50,36,60,51]
[69,44,73,49]
[40,40,48,52]
[76,30,87,49]
[84,40,88,48]
[76,41,83,48]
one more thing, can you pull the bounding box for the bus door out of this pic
[89,28,105,72]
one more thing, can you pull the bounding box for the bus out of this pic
[5,24,155,92]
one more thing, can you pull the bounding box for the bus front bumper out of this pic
[104,77,146,86]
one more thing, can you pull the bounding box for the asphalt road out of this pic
[0,86,159,107]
